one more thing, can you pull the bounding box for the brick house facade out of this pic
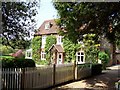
[34,19,85,64]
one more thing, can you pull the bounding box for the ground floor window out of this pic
[41,51,46,60]
[25,49,32,59]
[57,53,62,64]
[76,51,85,64]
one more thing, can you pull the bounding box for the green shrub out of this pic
[98,51,109,69]
[1,57,15,68]
[1,56,35,68]
[63,37,82,63]
[0,45,14,55]
[36,60,49,65]
[83,34,100,64]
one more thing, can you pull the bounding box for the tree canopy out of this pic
[1,1,40,48]
[53,2,120,44]
[53,2,120,64]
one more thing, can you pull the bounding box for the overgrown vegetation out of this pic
[98,51,109,69]
[35,60,49,65]
[1,1,40,48]
[1,56,35,68]
[53,2,120,64]
[32,36,41,62]
[0,45,14,55]
[63,37,81,63]
[83,34,100,64]
[45,35,56,62]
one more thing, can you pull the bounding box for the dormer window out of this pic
[45,22,50,30]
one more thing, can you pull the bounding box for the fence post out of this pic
[21,68,25,90]
[53,64,56,86]
[73,60,77,81]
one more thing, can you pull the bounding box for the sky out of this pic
[36,0,58,29]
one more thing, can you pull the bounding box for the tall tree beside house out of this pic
[32,36,42,62]
[45,35,57,62]
[53,2,120,64]
[1,1,40,49]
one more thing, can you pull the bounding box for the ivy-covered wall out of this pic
[63,37,81,63]
[83,34,100,64]
[32,36,42,62]
[45,35,57,61]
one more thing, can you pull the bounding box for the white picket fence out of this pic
[2,63,91,90]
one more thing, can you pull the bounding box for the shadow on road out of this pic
[51,65,120,90]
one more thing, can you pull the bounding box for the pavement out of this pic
[52,65,120,90]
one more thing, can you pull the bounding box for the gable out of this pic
[35,19,59,36]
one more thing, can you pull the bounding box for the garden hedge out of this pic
[1,56,35,68]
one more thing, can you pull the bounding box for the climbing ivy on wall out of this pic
[63,37,81,63]
[45,35,57,61]
[83,34,100,64]
[32,36,41,62]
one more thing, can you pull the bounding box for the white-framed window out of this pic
[41,35,46,48]
[41,51,46,60]
[76,51,85,64]
[45,22,50,30]
[57,36,63,45]
[57,53,62,64]
[25,49,32,59]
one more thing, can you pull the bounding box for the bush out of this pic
[1,57,15,68]
[36,60,49,65]
[91,64,102,76]
[98,51,109,69]
[0,45,14,55]
[1,56,35,68]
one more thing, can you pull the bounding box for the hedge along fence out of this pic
[2,63,102,89]
[1,56,35,68]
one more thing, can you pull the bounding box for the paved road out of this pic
[53,65,120,90]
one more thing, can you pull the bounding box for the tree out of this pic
[83,34,100,63]
[0,44,14,55]
[32,36,41,62]
[53,2,120,64]
[1,1,40,49]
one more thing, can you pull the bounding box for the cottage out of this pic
[33,19,118,65]
[34,19,85,64]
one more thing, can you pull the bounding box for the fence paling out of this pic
[2,63,92,89]
[2,68,22,90]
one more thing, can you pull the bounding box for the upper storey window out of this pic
[45,22,50,30]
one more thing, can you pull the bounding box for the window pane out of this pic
[81,56,84,62]
[81,52,84,55]
[78,53,80,55]
[44,54,46,58]
[59,54,61,59]
[78,56,80,62]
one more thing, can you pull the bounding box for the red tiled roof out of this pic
[35,19,60,35]
[49,44,64,53]
[11,50,23,57]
